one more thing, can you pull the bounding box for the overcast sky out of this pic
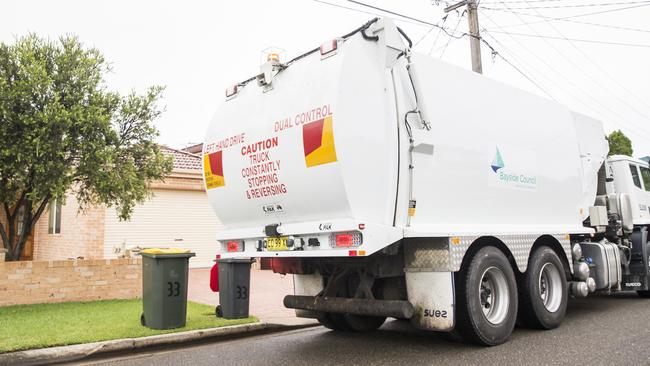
[3,0,650,155]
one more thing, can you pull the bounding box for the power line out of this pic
[310,0,425,27]
[487,30,650,47]
[347,0,439,26]
[427,14,450,53]
[482,4,650,139]
[484,0,650,9]
[345,0,561,99]
[414,25,437,47]
[482,2,650,17]
[479,34,558,99]
[316,0,649,135]
[440,11,467,57]
[346,0,470,40]
[484,9,650,33]
[514,0,650,121]
[483,0,564,3]
[481,30,558,100]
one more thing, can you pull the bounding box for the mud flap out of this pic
[405,271,455,331]
[293,273,324,318]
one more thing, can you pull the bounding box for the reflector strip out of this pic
[303,115,337,168]
[203,151,225,189]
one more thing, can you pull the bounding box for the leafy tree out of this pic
[0,34,172,261]
[606,130,633,157]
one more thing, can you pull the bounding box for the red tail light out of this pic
[335,234,354,247]
[227,241,240,252]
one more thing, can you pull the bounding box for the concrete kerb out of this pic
[0,321,319,366]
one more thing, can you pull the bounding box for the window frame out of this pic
[48,199,62,234]
[640,165,650,192]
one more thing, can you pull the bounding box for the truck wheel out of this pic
[317,312,351,331]
[639,291,650,298]
[518,247,568,329]
[455,246,518,346]
[435,329,464,343]
[343,314,386,332]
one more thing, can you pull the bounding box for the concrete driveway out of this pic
[188,268,315,326]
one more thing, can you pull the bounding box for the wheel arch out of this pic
[459,236,519,275]
[531,235,572,279]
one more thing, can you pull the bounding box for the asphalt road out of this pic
[80,293,650,366]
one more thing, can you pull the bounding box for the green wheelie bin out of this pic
[140,248,195,330]
[216,258,253,319]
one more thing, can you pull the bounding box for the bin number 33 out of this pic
[167,281,180,297]
[236,285,248,299]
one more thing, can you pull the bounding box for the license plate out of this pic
[266,237,288,251]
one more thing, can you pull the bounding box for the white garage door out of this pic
[104,189,222,268]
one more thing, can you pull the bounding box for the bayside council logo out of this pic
[491,147,537,190]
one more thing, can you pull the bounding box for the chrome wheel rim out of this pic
[479,266,509,325]
[539,262,563,313]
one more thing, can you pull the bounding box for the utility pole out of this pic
[444,0,482,74]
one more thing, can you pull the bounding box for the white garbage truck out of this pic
[203,18,650,345]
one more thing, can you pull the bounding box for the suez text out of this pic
[423,309,448,318]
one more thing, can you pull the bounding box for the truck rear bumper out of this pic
[283,295,414,319]
[217,219,403,258]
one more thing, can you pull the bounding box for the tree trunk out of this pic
[1,195,49,262]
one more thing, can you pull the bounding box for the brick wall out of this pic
[33,194,105,261]
[0,258,141,307]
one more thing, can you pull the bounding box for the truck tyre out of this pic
[435,329,464,343]
[343,314,386,332]
[317,313,350,331]
[455,246,518,346]
[518,247,568,329]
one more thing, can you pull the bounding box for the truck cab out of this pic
[607,155,650,225]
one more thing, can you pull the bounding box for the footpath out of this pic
[0,269,317,366]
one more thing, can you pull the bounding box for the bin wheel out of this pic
[140,313,146,326]
[215,305,223,318]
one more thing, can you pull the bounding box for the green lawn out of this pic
[0,299,257,353]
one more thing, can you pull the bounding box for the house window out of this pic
[641,166,650,192]
[630,164,642,189]
[48,200,62,234]
[16,205,25,236]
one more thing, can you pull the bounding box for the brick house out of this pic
[2,147,222,268]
